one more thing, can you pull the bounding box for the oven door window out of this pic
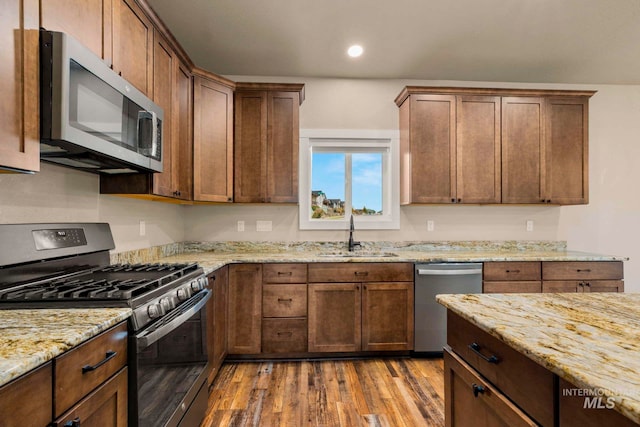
[68,60,144,151]
[136,304,208,427]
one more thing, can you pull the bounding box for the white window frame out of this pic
[299,129,400,230]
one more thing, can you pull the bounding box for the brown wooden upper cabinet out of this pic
[395,87,595,205]
[193,69,235,202]
[100,35,194,201]
[0,0,40,173]
[41,0,113,64]
[234,83,305,203]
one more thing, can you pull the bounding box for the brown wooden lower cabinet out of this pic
[542,280,624,293]
[444,348,538,427]
[362,282,414,351]
[0,362,52,427]
[227,264,262,354]
[207,265,228,385]
[54,367,128,427]
[308,283,362,352]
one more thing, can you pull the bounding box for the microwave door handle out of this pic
[150,111,159,158]
[136,289,211,351]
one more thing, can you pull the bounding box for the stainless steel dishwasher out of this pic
[414,263,483,354]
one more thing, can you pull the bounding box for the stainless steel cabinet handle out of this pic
[417,269,482,276]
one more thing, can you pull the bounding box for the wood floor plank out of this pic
[204,358,445,427]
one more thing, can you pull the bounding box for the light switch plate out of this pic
[237,221,245,232]
[526,220,534,232]
[139,220,146,236]
[427,220,435,232]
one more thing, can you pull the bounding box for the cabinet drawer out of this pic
[263,284,307,317]
[483,262,541,281]
[542,261,623,280]
[447,311,554,427]
[444,348,537,427]
[308,262,413,283]
[0,362,52,427]
[483,281,542,293]
[55,367,128,427]
[54,322,128,417]
[262,318,307,353]
[263,263,307,283]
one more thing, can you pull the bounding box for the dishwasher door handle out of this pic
[417,268,482,276]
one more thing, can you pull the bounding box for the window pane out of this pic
[352,153,382,216]
[311,152,345,220]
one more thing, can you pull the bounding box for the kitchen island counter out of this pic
[0,308,131,387]
[437,292,640,424]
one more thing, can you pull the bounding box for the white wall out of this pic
[1,77,637,291]
[0,163,185,252]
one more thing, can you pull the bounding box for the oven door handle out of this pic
[136,289,211,351]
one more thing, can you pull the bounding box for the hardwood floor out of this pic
[201,358,445,427]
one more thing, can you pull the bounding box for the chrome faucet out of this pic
[348,216,361,251]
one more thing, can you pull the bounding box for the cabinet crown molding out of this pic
[236,82,305,104]
[394,86,597,107]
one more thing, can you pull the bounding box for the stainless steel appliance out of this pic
[40,30,163,174]
[0,223,210,427]
[414,263,483,355]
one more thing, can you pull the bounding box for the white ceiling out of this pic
[147,0,640,85]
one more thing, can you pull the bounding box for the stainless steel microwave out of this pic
[40,30,163,174]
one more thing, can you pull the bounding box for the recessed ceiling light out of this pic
[347,45,364,58]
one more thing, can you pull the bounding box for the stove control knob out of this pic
[148,304,161,319]
[176,287,190,301]
[191,279,202,292]
[159,297,172,312]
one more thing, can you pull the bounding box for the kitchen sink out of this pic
[318,251,398,258]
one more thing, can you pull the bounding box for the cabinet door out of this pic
[444,349,538,427]
[234,91,268,202]
[308,283,361,352]
[112,0,153,95]
[41,0,112,63]
[172,60,193,200]
[545,97,589,204]
[207,266,228,385]
[228,264,262,354]
[0,362,52,427]
[193,75,234,202]
[584,280,624,293]
[55,367,127,427]
[402,94,456,204]
[362,282,414,351]
[501,97,545,203]
[542,281,583,293]
[0,0,39,173]
[456,96,501,203]
[267,91,299,202]
[150,32,175,198]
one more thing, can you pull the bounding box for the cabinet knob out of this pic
[457,198,462,203]
[451,198,455,203]
[472,383,485,397]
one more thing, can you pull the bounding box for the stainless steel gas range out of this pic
[0,223,211,427]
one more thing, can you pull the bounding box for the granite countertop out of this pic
[436,293,640,424]
[122,241,627,275]
[0,308,132,387]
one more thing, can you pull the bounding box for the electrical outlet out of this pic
[427,220,435,232]
[139,220,146,236]
[237,221,245,232]
[526,220,534,232]
[256,220,272,232]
